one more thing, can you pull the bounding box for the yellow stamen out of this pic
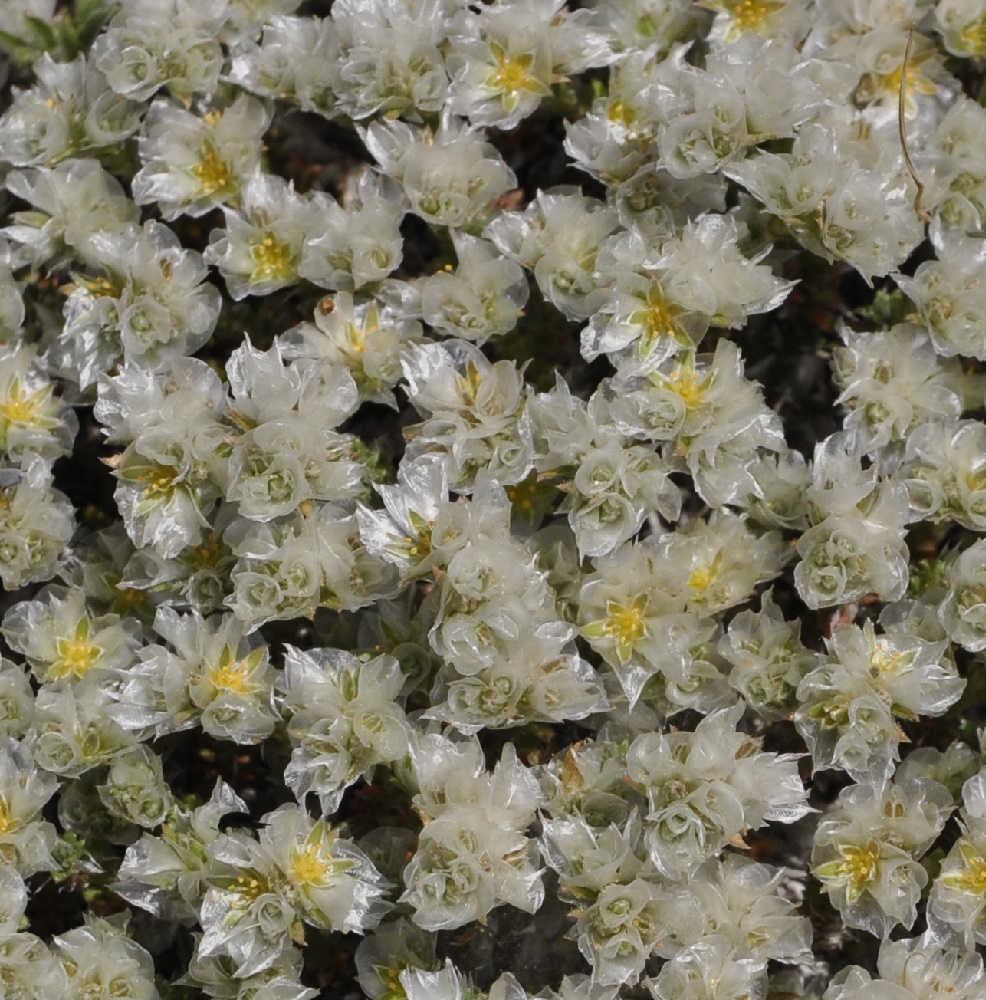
[141,467,177,499]
[486,43,549,110]
[838,842,880,898]
[0,386,49,426]
[191,141,233,197]
[249,234,296,283]
[289,843,330,885]
[51,636,100,680]
[942,842,986,895]
[725,0,785,32]
[208,647,261,696]
[687,557,719,594]
[959,18,986,56]
[0,798,14,835]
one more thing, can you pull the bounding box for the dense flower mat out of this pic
[1,1,986,998]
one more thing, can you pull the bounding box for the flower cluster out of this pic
[4,0,986,997]
[400,734,543,931]
[536,713,811,988]
[812,774,954,936]
[929,766,986,948]
[795,617,964,786]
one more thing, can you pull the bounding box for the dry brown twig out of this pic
[899,26,932,224]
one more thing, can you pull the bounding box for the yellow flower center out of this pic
[487,45,543,108]
[457,360,485,406]
[608,99,638,131]
[52,636,100,680]
[959,18,986,57]
[687,561,717,594]
[869,640,907,676]
[189,535,223,566]
[249,234,296,284]
[227,873,268,910]
[289,843,331,885]
[697,0,784,34]
[379,967,409,1000]
[0,798,14,835]
[860,43,938,114]
[885,63,935,101]
[959,859,986,893]
[608,99,631,125]
[209,649,259,696]
[348,323,367,354]
[839,842,880,895]
[81,274,122,298]
[943,842,986,895]
[140,466,178,499]
[633,290,688,359]
[593,595,650,664]
[191,141,233,197]
[728,0,785,32]
[657,363,707,410]
[0,387,48,426]
[608,599,647,642]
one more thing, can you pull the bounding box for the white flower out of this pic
[3,159,138,269]
[0,738,58,876]
[30,678,136,778]
[875,933,986,1000]
[813,776,953,936]
[98,745,173,828]
[626,705,809,878]
[420,233,528,343]
[940,540,986,651]
[0,457,75,590]
[133,95,269,220]
[902,420,986,531]
[586,215,795,367]
[206,172,340,299]
[401,735,543,929]
[0,343,76,465]
[936,0,986,57]
[329,0,450,121]
[401,961,470,1000]
[927,99,986,231]
[486,188,618,320]
[114,779,248,923]
[200,804,389,977]
[364,114,515,231]
[0,54,142,167]
[833,322,964,452]
[646,939,766,1000]
[228,14,340,117]
[445,0,609,130]
[54,917,160,1000]
[92,0,227,102]
[727,117,925,280]
[2,585,140,684]
[280,646,409,812]
[575,877,665,985]
[895,230,986,360]
[299,171,406,291]
[283,291,421,406]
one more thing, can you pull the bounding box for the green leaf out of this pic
[24,15,58,49]
[0,28,40,64]
[73,0,116,46]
